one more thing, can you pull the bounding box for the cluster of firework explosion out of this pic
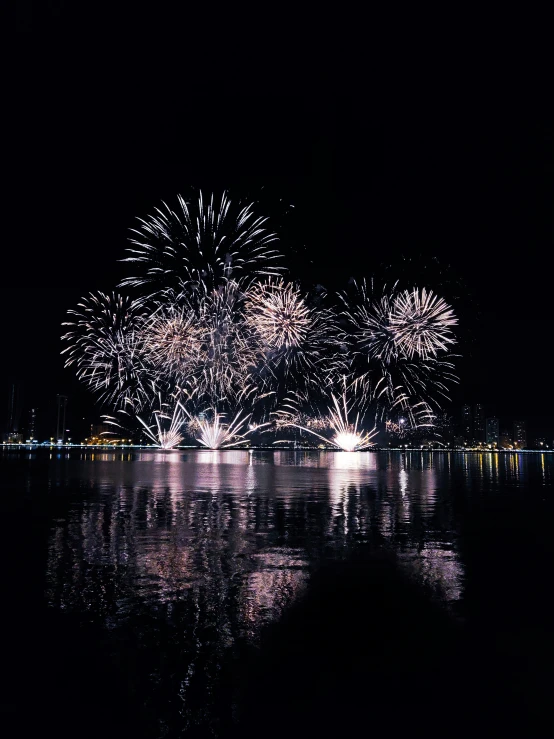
[62,190,459,450]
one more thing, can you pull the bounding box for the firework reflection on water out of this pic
[40,449,476,733]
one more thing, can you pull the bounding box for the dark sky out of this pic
[4,15,554,439]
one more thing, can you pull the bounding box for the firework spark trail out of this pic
[194,280,259,402]
[368,355,457,417]
[194,411,252,450]
[347,295,399,363]
[177,402,268,450]
[245,278,312,351]
[245,279,346,404]
[104,391,187,449]
[61,292,151,409]
[340,279,459,421]
[385,419,406,438]
[136,406,186,449]
[62,195,461,445]
[140,301,202,380]
[273,379,378,452]
[120,191,283,296]
[391,287,457,359]
[339,280,400,363]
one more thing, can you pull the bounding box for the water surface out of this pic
[3,449,553,737]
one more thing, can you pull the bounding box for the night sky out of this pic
[4,20,554,440]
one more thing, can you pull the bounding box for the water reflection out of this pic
[44,449,552,619]
[19,449,549,735]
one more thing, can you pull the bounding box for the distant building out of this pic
[461,405,472,441]
[84,423,133,445]
[533,437,548,449]
[432,411,454,444]
[28,407,38,441]
[2,431,23,443]
[513,420,527,449]
[473,404,485,442]
[486,417,499,447]
[90,424,111,437]
[500,429,512,448]
[6,382,22,436]
[56,395,68,443]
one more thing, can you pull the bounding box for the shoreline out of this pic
[1,444,552,454]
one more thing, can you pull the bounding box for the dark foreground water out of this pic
[2,449,553,737]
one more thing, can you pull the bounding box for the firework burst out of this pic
[139,300,201,380]
[245,279,344,402]
[340,282,400,363]
[391,287,457,359]
[340,280,458,419]
[274,379,377,451]
[120,190,283,296]
[61,292,150,409]
[136,406,186,449]
[178,403,266,450]
[104,390,187,449]
[245,278,312,351]
[193,411,253,450]
[63,194,461,446]
[193,280,261,403]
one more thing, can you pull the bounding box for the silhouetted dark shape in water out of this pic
[235,549,542,739]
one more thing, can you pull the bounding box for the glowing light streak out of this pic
[274,381,377,452]
[62,195,461,437]
[180,406,266,450]
[120,190,283,295]
[391,287,457,360]
[104,392,187,450]
[245,278,311,350]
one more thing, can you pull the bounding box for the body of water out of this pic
[2,449,553,737]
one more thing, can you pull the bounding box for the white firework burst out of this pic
[391,288,457,359]
[104,390,187,449]
[140,301,201,380]
[340,280,458,418]
[194,411,253,450]
[136,406,186,449]
[62,194,462,438]
[61,292,150,408]
[193,280,261,403]
[120,190,283,295]
[245,279,345,399]
[274,379,377,452]
[245,278,312,350]
[178,403,265,450]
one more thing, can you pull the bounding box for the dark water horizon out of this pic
[2,449,553,737]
